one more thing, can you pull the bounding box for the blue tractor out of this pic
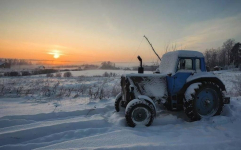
[115,50,230,127]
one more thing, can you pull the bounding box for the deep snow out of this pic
[0,70,241,150]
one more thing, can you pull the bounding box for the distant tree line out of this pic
[100,61,119,70]
[0,59,33,66]
[204,39,241,69]
[2,69,57,77]
[82,64,99,70]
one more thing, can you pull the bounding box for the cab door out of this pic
[167,58,202,110]
[172,58,194,94]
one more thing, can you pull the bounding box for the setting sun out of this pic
[54,54,60,59]
[48,50,62,59]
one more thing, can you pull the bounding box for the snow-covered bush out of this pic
[110,72,116,77]
[111,84,121,96]
[9,71,19,76]
[63,72,72,77]
[4,72,10,76]
[21,71,31,76]
[103,72,117,77]
[46,73,54,77]
[0,84,4,95]
[77,75,86,81]
[55,72,62,77]
[234,75,241,96]
[103,72,109,77]
[0,75,120,100]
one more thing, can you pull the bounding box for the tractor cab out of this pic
[159,50,207,110]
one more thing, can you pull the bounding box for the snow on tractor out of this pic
[115,49,230,127]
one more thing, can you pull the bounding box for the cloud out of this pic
[175,14,241,51]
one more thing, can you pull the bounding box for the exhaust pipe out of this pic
[137,56,144,73]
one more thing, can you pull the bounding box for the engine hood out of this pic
[121,73,168,103]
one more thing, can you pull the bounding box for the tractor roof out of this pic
[164,50,204,58]
[159,50,204,75]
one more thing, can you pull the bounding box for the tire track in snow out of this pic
[0,103,115,147]
[0,117,111,147]
[0,99,116,149]
[0,105,113,128]
[0,119,35,128]
[0,115,104,135]
[0,127,111,150]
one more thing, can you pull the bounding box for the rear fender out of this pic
[179,77,226,95]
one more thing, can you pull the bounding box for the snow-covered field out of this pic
[0,70,241,150]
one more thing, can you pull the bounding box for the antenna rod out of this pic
[143,35,161,61]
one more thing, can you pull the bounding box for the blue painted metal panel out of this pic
[167,72,191,110]
[172,72,192,95]
[200,58,206,71]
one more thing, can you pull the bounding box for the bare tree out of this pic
[219,48,226,66]
[230,42,241,67]
[204,48,219,68]
[171,43,177,51]
[204,39,237,69]
[165,43,169,53]
[204,49,211,67]
[222,39,235,66]
[165,42,177,53]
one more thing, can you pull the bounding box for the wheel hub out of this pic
[204,99,211,107]
[132,108,147,122]
[195,88,219,117]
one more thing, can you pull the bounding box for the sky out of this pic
[0,0,241,66]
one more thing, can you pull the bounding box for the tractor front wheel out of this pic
[125,100,155,127]
[183,82,224,121]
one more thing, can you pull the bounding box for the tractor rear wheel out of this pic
[115,93,123,112]
[183,82,224,121]
[125,100,155,127]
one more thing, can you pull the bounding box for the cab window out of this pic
[177,59,193,70]
[195,59,201,70]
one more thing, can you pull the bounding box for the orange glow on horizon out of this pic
[0,39,156,66]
